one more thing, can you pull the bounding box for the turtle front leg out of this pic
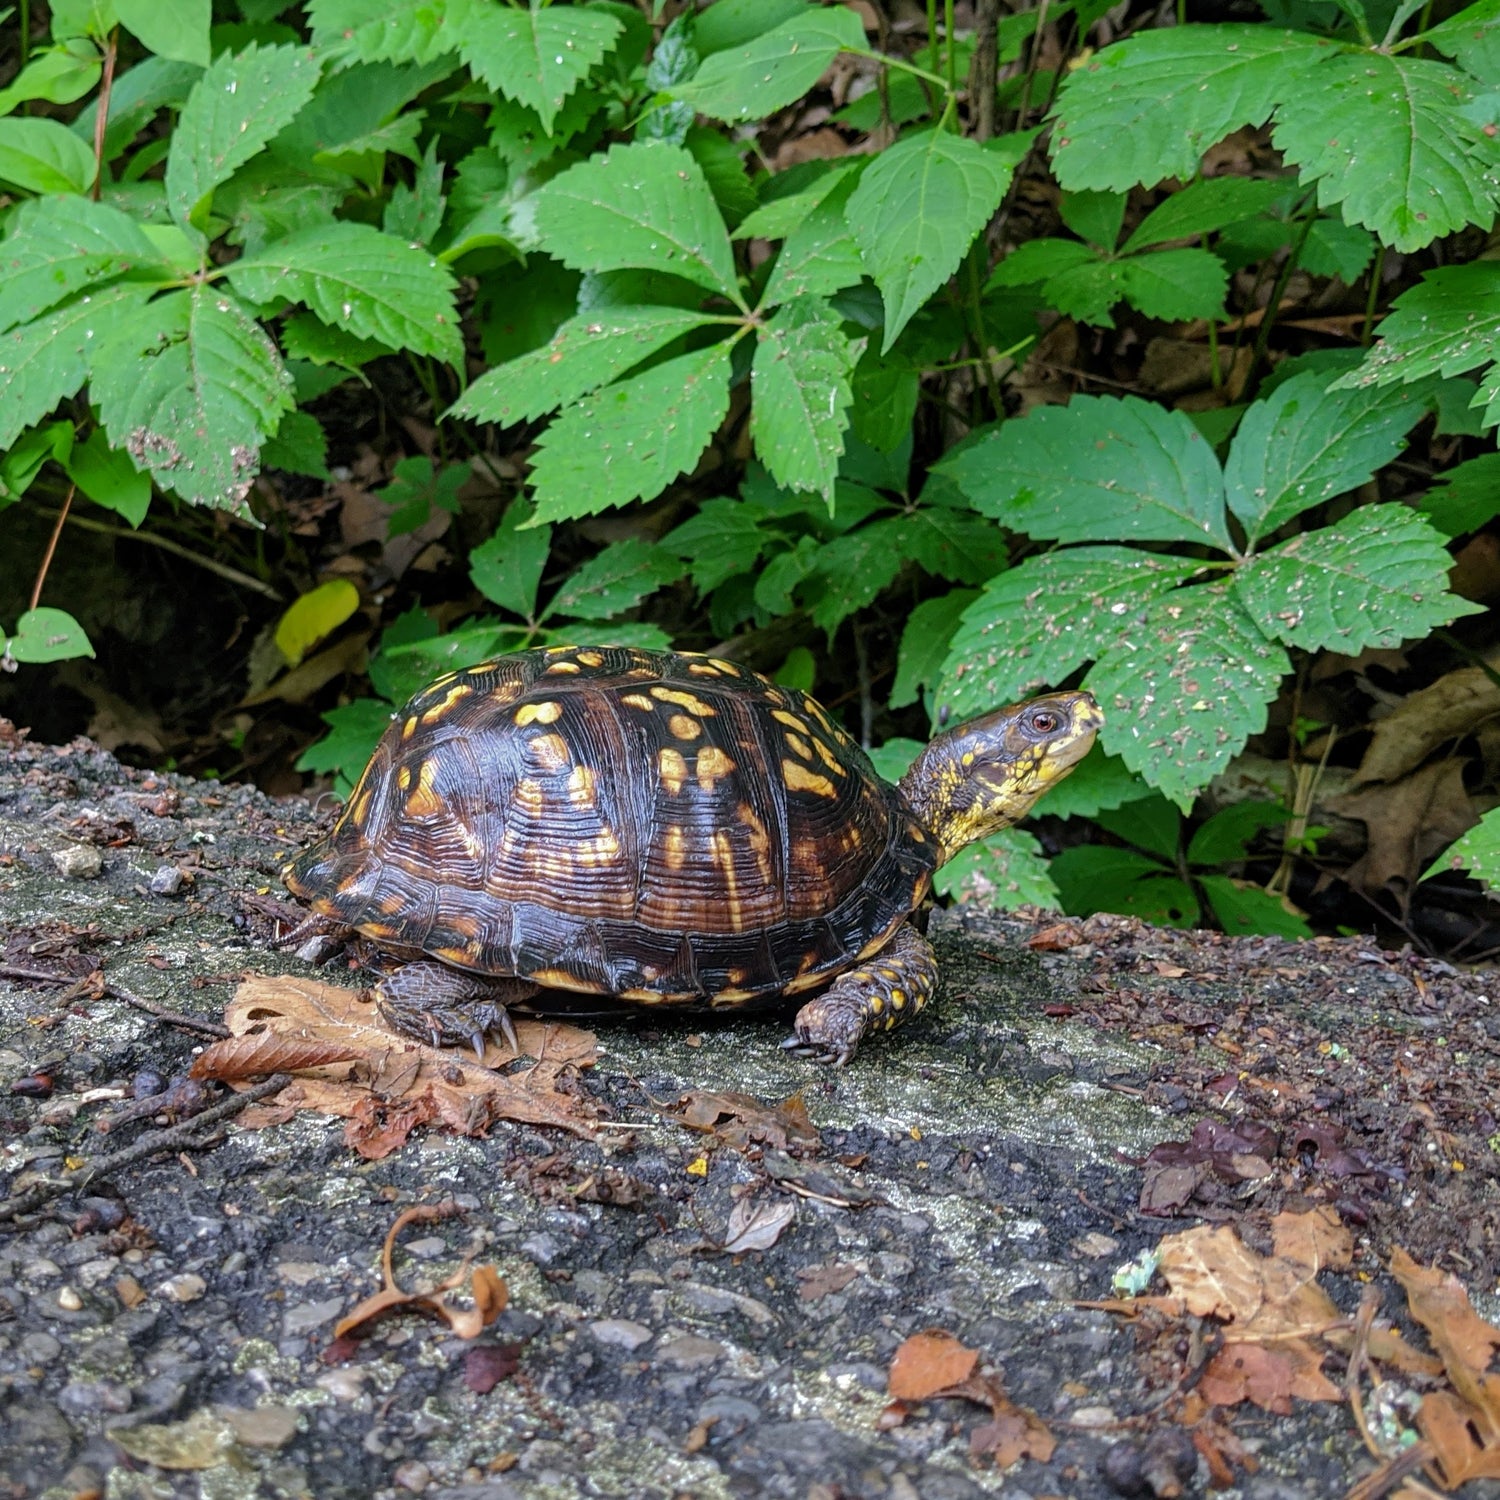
[783,924,940,1066]
[374,961,538,1062]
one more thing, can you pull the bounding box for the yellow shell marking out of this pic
[813,737,848,776]
[696,746,735,791]
[578,826,621,866]
[659,747,688,796]
[708,658,739,674]
[567,765,597,807]
[622,693,655,712]
[401,716,419,740]
[404,760,444,818]
[545,660,581,674]
[773,710,808,732]
[514,777,546,816]
[532,969,604,993]
[421,682,473,723]
[784,732,812,760]
[397,766,412,791]
[664,825,688,870]
[711,829,743,931]
[377,892,405,915]
[686,662,723,677]
[433,944,477,967]
[782,759,837,799]
[576,649,604,667]
[514,700,562,727]
[448,914,481,938]
[737,802,774,882]
[668,714,702,741]
[528,732,571,772]
[650,687,716,716]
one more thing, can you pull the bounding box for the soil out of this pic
[1,729,1499,1500]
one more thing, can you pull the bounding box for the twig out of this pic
[109,982,231,1040]
[1342,1440,1437,1500]
[0,964,77,985]
[970,0,1000,141]
[29,484,75,612]
[0,1074,291,1226]
[91,29,119,202]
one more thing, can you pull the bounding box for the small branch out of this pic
[970,0,1000,142]
[91,29,119,203]
[110,982,231,1040]
[29,485,75,612]
[0,1074,291,1226]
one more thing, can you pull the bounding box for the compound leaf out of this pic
[1426,805,1500,887]
[470,497,551,620]
[1119,248,1228,322]
[936,827,1061,909]
[546,538,686,622]
[308,0,457,64]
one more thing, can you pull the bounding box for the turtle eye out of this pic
[1027,708,1061,735]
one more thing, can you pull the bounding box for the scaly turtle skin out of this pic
[285,646,1102,1064]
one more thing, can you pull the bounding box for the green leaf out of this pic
[383,140,446,247]
[1050,25,1330,191]
[940,396,1233,549]
[847,130,1013,353]
[0,282,149,450]
[659,496,768,592]
[1423,0,1500,81]
[371,621,523,704]
[550,619,674,653]
[694,0,812,53]
[1050,845,1199,925]
[66,429,152,525]
[452,306,720,426]
[0,46,102,115]
[1224,371,1429,543]
[685,126,755,228]
[1419,453,1500,537]
[1060,189,1126,249]
[761,172,865,306]
[276,578,361,667]
[117,0,209,65]
[1272,53,1500,253]
[0,195,165,335]
[1187,801,1290,865]
[455,2,622,132]
[935,827,1061,909]
[850,348,919,455]
[884,508,1006,584]
[937,545,1204,718]
[165,44,322,233]
[527,341,734,524]
[261,409,330,481]
[1199,876,1312,938]
[379,455,465,537]
[228,222,462,365]
[639,10,698,144]
[734,163,859,240]
[753,534,821,614]
[804,529,906,636]
[476,257,581,365]
[308,0,457,64]
[1122,175,1290,251]
[470,497,551,620]
[282,315,388,370]
[545,538,685,622]
[1087,584,1290,808]
[0,421,73,503]
[1235,505,1480,654]
[91,284,294,509]
[987,237,1097,289]
[665,7,864,123]
[297,698,397,794]
[1095,795,1181,860]
[1301,217,1376,282]
[891,588,977,708]
[2,606,94,665]
[0,117,97,193]
[529,141,742,304]
[1425,804,1500,887]
[1341,263,1500,422]
[750,298,856,504]
[1119,249,1228,322]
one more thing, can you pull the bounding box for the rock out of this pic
[283,1297,345,1337]
[52,845,102,879]
[149,865,185,896]
[654,1335,725,1368]
[159,1273,207,1303]
[587,1319,653,1351]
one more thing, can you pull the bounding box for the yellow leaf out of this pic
[274,579,360,667]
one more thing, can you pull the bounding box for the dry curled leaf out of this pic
[333,1203,508,1343]
[1198,1340,1342,1414]
[676,1089,820,1153]
[723,1194,795,1253]
[888,1330,980,1401]
[1270,1206,1353,1272]
[220,975,596,1142]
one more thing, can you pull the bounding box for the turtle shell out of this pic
[286,646,937,1007]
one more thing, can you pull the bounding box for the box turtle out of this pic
[285,645,1101,1064]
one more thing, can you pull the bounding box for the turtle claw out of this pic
[780,1032,855,1068]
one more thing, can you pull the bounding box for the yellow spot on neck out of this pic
[514,700,563,727]
[784,732,812,760]
[782,759,836,799]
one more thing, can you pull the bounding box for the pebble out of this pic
[284,1297,346,1336]
[56,1287,83,1311]
[587,1319,653,1351]
[402,1237,448,1260]
[159,1274,206,1303]
[148,865,184,896]
[58,1379,132,1415]
[393,1460,432,1492]
[18,1332,61,1364]
[654,1334,726,1368]
[315,1368,368,1402]
[52,845,102,879]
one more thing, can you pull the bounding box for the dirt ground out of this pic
[2,729,1499,1499]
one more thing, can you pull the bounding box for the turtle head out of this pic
[897,691,1103,864]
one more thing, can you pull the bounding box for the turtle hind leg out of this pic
[374,961,538,1062]
[783,924,940,1066]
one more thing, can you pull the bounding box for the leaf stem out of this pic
[846,47,953,97]
[1247,196,1318,384]
[29,485,75,612]
[945,0,957,97]
[1361,244,1386,347]
[91,27,119,203]
[963,248,1005,418]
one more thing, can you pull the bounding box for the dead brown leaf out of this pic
[192,1032,365,1080]
[333,1203,508,1343]
[216,975,596,1142]
[1390,1247,1500,1387]
[1352,666,1500,786]
[723,1194,795,1253]
[796,1262,859,1301]
[1329,759,1478,895]
[1270,1206,1353,1272]
[888,1330,980,1401]
[1198,1340,1342,1413]
[676,1089,819,1154]
[1417,1390,1500,1486]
